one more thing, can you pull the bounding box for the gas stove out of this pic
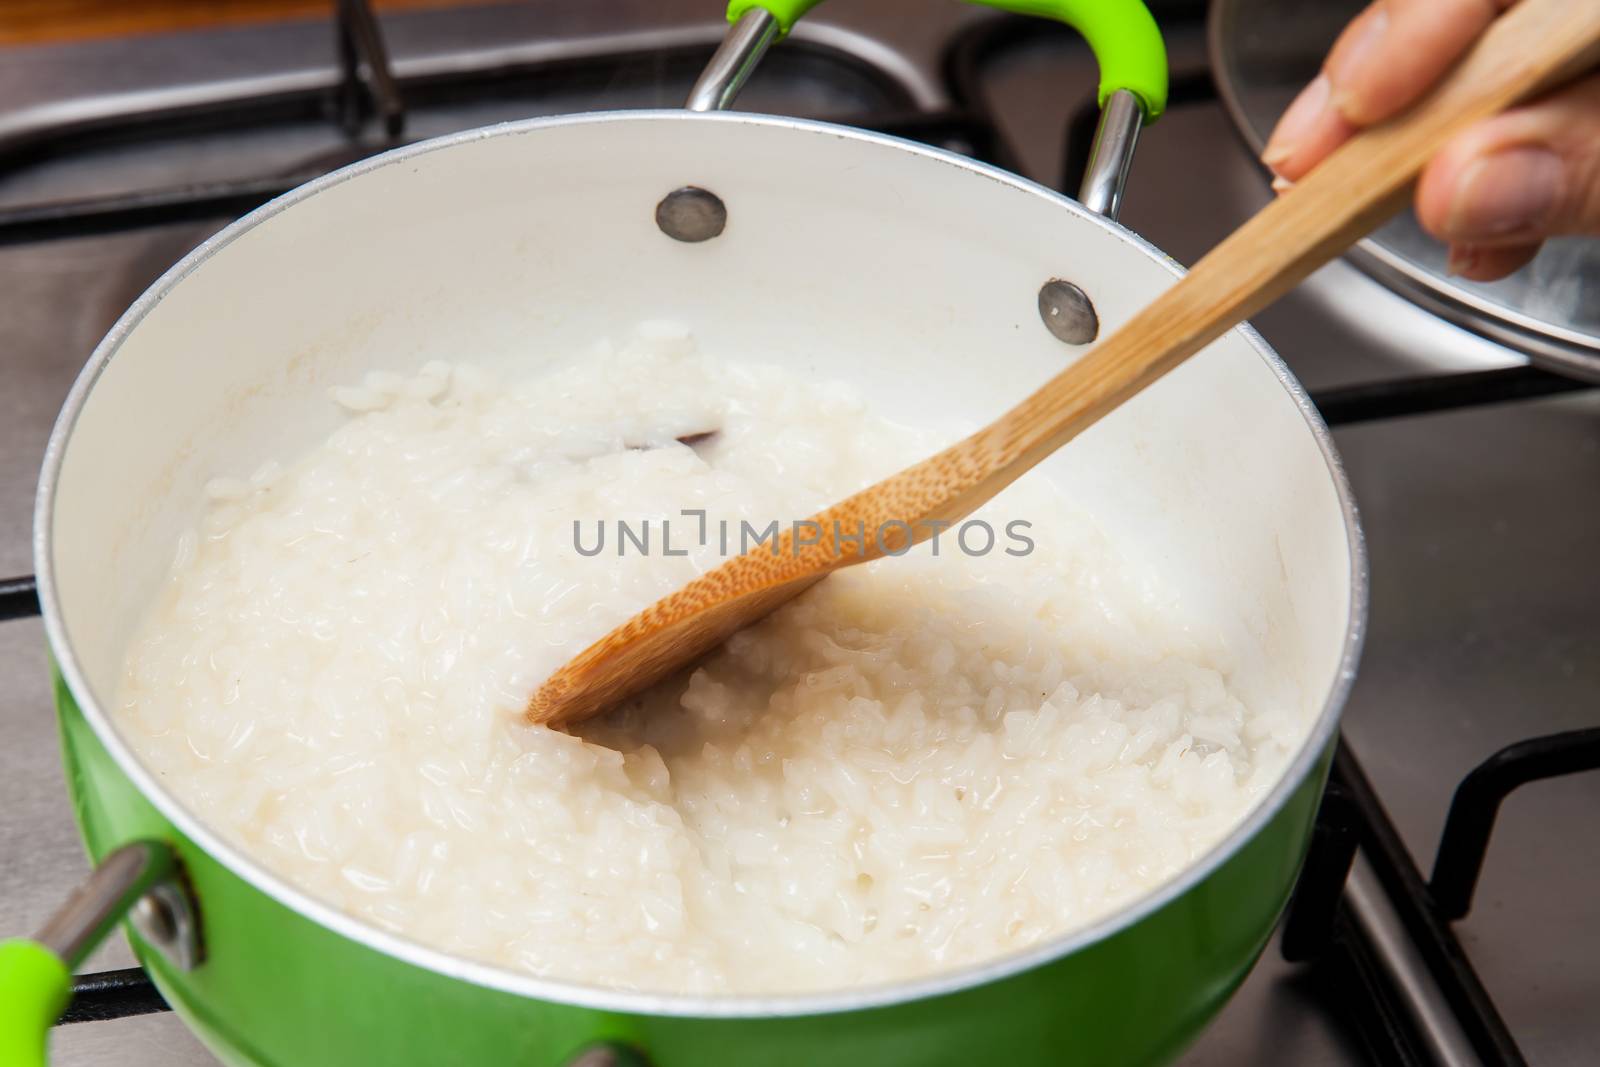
[1,3,1596,1065]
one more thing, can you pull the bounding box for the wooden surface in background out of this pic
[0,0,515,45]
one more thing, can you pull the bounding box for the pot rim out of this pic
[34,109,1368,1020]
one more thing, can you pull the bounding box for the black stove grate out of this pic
[4,3,1596,1063]
[57,968,171,1024]
[1280,735,1600,1066]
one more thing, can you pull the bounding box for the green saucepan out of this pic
[0,1,1365,1064]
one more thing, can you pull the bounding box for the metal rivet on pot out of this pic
[655,186,727,243]
[131,881,202,971]
[1037,279,1099,345]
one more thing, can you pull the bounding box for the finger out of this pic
[1417,74,1600,247]
[1260,73,1356,182]
[1263,0,1516,181]
[1445,241,1541,281]
[1330,0,1516,125]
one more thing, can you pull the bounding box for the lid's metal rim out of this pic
[1342,242,1600,384]
[34,109,1368,1021]
[1205,0,1600,385]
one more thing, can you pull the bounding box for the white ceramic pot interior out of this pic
[45,111,1357,842]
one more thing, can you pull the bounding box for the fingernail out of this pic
[1262,75,1330,168]
[1448,148,1563,239]
[1328,8,1389,117]
[1271,175,1294,195]
[1445,245,1479,277]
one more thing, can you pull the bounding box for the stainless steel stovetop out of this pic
[1,2,1595,1065]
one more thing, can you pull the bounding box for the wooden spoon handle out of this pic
[839,0,1600,549]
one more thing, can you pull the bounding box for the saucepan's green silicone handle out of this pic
[0,939,71,1067]
[725,0,827,36]
[970,0,1168,118]
[728,0,1167,119]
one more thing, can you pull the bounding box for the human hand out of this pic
[1261,0,1600,281]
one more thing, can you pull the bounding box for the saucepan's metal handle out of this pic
[1078,86,1146,219]
[687,1,826,112]
[0,841,200,1067]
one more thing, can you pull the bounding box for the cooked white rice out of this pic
[116,323,1300,995]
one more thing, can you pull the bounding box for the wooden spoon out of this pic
[529,0,1600,726]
